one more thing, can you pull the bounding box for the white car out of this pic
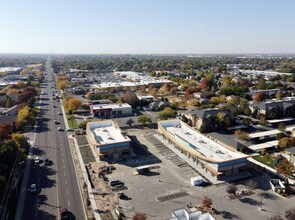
[86,115,93,119]
[29,184,37,193]
[57,127,64,131]
[34,157,41,164]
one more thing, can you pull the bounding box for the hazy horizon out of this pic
[1,0,295,54]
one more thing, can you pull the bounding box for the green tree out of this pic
[79,120,90,130]
[126,118,135,127]
[170,101,179,110]
[137,115,151,126]
[276,158,295,184]
[158,107,176,120]
[278,123,286,131]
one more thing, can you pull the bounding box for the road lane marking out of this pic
[64,172,66,176]
[66,190,68,194]
[68,201,70,207]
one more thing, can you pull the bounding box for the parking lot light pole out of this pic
[158,167,161,182]
[258,193,263,211]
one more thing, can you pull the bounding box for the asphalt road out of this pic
[19,58,85,220]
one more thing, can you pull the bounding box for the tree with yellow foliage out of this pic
[64,98,82,113]
[17,105,38,128]
[57,80,68,90]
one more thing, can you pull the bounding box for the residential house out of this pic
[148,101,170,111]
[249,99,295,119]
[182,108,229,130]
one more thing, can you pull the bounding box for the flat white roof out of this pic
[239,70,292,76]
[286,125,295,131]
[267,118,295,124]
[249,125,295,139]
[249,129,281,139]
[248,140,278,151]
[88,121,129,145]
[0,67,21,72]
[159,120,246,161]
[90,103,131,110]
[92,79,172,89]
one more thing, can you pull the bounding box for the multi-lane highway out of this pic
[16,58,85,220]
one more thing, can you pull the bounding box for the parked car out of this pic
[86,115,93,119]
[34,157,42,164]
[57,127,64,131]
[44,158,51,166]
[109,180,124,187]
[28,184,37,193]
[66,128,74,132]
[60,207,70,219]
[58,112,63,115]
[54,120,60,124]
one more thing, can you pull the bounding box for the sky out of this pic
[0,0,294,54]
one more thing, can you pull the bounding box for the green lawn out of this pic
[252,155,276,169]
[65,111,79,129]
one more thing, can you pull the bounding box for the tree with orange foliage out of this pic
[132,212,147,220]
[254,92,264,102]
[0,123,12,141]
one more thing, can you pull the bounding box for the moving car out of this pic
[57,127,64,131]
[58,112,63,115]
[54,120,60,124]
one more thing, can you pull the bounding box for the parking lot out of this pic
[73,126,295,220]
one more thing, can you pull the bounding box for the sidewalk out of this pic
[60,100,100,220]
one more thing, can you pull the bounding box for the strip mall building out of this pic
[86,120,132,161]
[158,120,249,180]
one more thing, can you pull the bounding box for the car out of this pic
[60,207,70,219]
[57,127,64,131]
[109,180,124,187]
[86,115,93,119]
[66,128,74,132]
[28,184,37,193]
[58,112,63,115]
[34,157,41,164]
[53,105,57,108]
[44,158,51,166]
[54,120,60,124]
